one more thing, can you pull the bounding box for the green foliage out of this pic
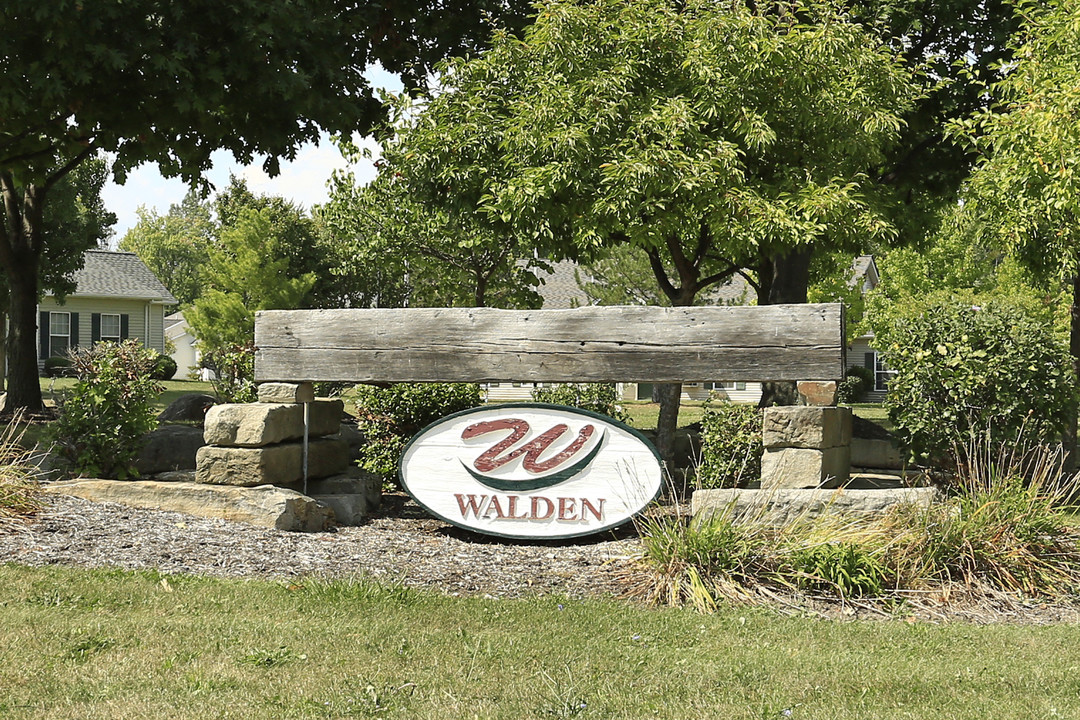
[354,383,483,482]
[959,0,1080,285]
[695,399,762,490]
[0,0,529,412]
[204,344,257,404]
[530,384,628,423]
[118,190,213,307]
[322,167,547,309]
[868,291,1075,464]
[186,207,315,356]
[835,365,874,404]
[787,542,888,599]
[151,353,178,382]
[50,340,164,479]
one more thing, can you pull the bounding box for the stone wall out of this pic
[193,382,380,527]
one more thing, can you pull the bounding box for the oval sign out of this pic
[399,403,664,540]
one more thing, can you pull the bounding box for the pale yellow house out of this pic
[37,250,177,366]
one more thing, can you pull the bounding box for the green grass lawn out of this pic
[1,564,1077,720]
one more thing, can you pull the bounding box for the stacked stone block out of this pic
[760,406,852,490]
[194,382,380,525]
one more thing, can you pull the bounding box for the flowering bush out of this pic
[51,340,164,479]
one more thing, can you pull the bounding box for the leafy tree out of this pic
[0,157,115,393]
[848,0,1023,245]
[955,0,1080,464]
[0,0,530,413]
[382,0,918,462]
[322,170,546,309]
[186,207,316,355]
[118,190,213,308]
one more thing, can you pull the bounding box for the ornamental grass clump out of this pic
[883,440,1080,598]
[633,441,1080,610]
[0,415,42,527]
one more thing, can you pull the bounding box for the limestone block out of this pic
[797,380,837,407]
[851,437,905,471]
[204,400,344,447]
[43,480,333,532]
[195,437,349,487]
[137,424,205,475]
[258,382,315,404]
[691,486,937,527]
[760,446,850,490]
[313,494,370,525]
[306,469,382,509]
[762,406,852,449]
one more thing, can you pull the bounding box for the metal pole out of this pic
[302,400,310,495]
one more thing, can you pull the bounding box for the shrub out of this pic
[835,365,873,404]
[354,383,483,484]
[530,383,628,423]
[204,343,257,403]
[50,340,164,479]
[43,356,73,378]
[694,397,762,489]
[868,291,1074,465]
[150,352,177,381]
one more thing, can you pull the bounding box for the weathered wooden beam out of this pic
[254,304,845,384]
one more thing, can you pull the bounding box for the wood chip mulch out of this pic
[0,492,642,600]
[3,490,1079,624]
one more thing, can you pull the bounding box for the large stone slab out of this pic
[43,480,333,532]
[204,400,343,447]
[137,424,205,475]
[692,487,938,527]
[760,446,850,490]
[195,437,349,487]
[762,406,851,449]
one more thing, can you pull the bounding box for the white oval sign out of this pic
[399,403,664,540]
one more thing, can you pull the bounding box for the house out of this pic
[492,256,888,405]
[38,250,177,366]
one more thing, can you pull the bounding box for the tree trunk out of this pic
[759,246,813,408]
[654,381,682,473]
[1065,275,1080,473]
[653,290,696,472]
[5,267,43,413]
[0,180,45,414]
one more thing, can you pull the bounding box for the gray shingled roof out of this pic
[50,250,177,304]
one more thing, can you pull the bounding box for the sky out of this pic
[100,67,404,243]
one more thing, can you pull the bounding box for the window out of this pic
[49,312,70,357]
[100,313,121,342]
[704,381,747,392]
[874,353,896,392]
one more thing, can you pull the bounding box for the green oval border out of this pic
[398,402,665,541]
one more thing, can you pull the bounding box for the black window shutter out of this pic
[864,352,876,371]
[39,311,49,360]
[70,313,79,349]
[120,314,129,340]
[91,313,101,343]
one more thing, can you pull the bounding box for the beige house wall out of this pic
[38,296,169,356]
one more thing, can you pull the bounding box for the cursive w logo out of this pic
[460,418,605,491]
